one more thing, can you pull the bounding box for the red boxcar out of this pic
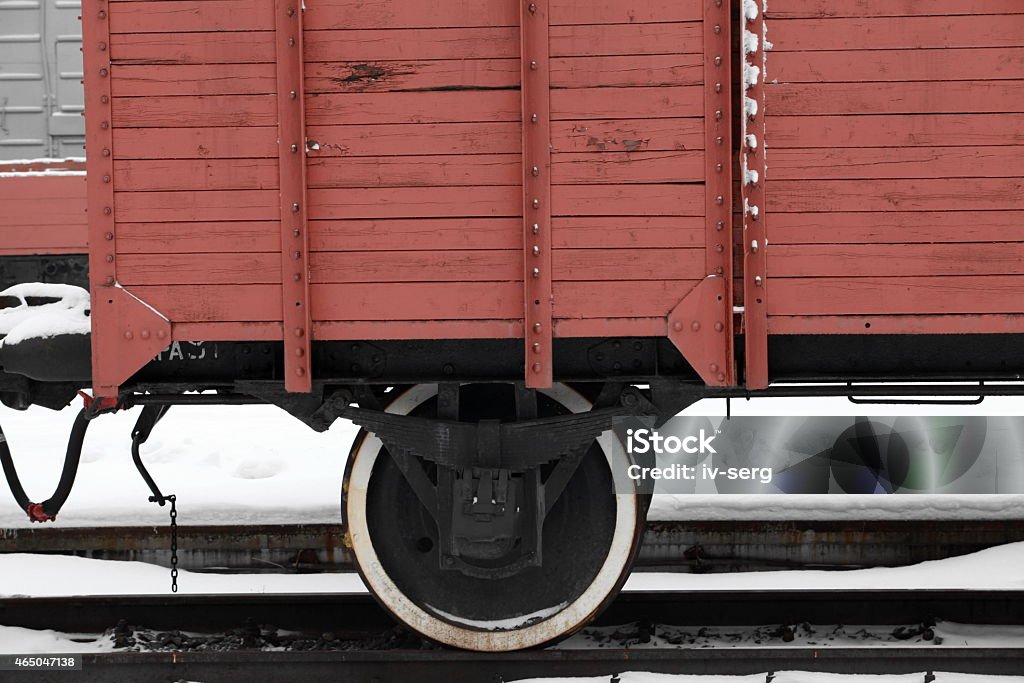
[1,0,1023,651]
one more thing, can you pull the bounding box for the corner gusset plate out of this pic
[91,286,171,398]
[667,276,733,387]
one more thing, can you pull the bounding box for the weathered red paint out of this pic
[0,172,86,255]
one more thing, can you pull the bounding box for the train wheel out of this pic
[342,383,645,651]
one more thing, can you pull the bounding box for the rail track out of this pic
[3,591,1024,681]
[4,519,1024,574]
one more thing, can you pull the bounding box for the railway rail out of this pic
[3,591,1023,681]
[3,519,1023,574]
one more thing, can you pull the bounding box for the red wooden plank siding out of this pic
[764,3,1024,335]
[0,176,88,255]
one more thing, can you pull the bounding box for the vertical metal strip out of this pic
[82,0,118,398]
[741,0,769,389]
[275,0,312,392]
[703,0,735,385]
[521,0,553,389]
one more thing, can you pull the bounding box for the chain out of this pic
[168,495,178,593]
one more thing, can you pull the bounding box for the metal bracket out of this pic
[741,0,769,389]
[521,0,553,389]
[275,0,312,392]
[667,276,731,386]
[92,287,171,397]
[702,0,735,388]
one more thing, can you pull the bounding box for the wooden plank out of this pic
[130,284,282,322]
[770,211,1024,245]
[174,321,282,341]
[117,222,280,253]
[771,244,1024,278]
[553,280,700,318]
[551,118,703,152]
[554,248,704,281]
[770,48,1024,84]
[315,319,521,340]
[769,276,1024,316]
[113,127,278,160]
[305,59,519,93]
[300,0,702,29]
[308,186,519,220]
[768,81,1024,116]
[310,218,521,251]
[112,95,277,127]
[554,317,666,338]
[111,31,275,64]
[306,91,520,126]
[312,282,522,320]
[551,86,703,120]
[0,176,86,232]
[113,159,279,191]
[118,253,280,285]
[115,190,279,222]
[768,16,1024,51]
[304,0,518,30]
[768,179,1024,212]
[111,64,277,97]
[767,114,1024,148]
[769,147,1024,180]
[309,250,520,283]
[306,123,519,157]
[306,28,516,62]
[551,55,702,88]
[109,0,274,33]
[552,216,705,249]
[769,314,1024,336]
[551,151,704,184]
[553,184,704,216]
[550,22,702,57]
[768,1,1024,19]
[307,155,520,188]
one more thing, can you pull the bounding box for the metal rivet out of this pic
[531,114,538,123]
[293,250,301,260]
[532,199,540,209]
[157,330,167,340]
[710,363,719,373]
[100,95,109,104]
[716,266,724,274]
[718,372,726,382]
[530,60,537,70]
[716,163,723,172]
[533,323,542,333]
[291,144,298,153]
[716,195,724,205]
[296,348,304,357]
[532,223,540,234]
[287,7,295,15]
[103,207,112,215]
[105,254,114,263]
[98,10,106,18]
[295,328,304,337]
[714,56,722,66]
[714,24,721,34]
[288,37,295,47]
[294,273,301,281]
[716,136,723,145]
[104,232,113,240]
[692,321,701,332]
[102,174,111,183]
[98,42,106,51]
[532,267,540,278]
[293,228,301,237]
[99,68,108,77]
[532,363,542,374]
[755,276,763,287]
[716,244,724,253]
[673,321,684,332]
[531,166,540,177]
[289,91,297,99]
[124,330,133,340]
[751,240,759,253]
[528,3,537,13]
[100,121,109,130]
[715,110,722,120]
[292,203,300,212]
[715,322,725,332]
[296,367,306,376]
[102,148,110,157]
[105,276,115,285]
[715,83,722,93]
[141,329,151,340]
[532,343,541,354]
[717,221,725,231]
[532,246,540,256]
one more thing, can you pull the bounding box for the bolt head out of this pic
[710,363,719,373]
[532,362,542,374]
[124,331,133,340]
[672,321,683,332]
[715,321,724,332]
[692,321,701,332]
[140,329,150,340]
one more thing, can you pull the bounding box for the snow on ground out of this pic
[2,396,1024,528]
[509,676,1024,683]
